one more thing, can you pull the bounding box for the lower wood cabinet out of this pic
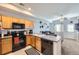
[35,37,41,52]
[26,35,36,47]
[31,36,36,47]
[26,35,41,52]
[26,35,32,45]
[0,37,12,55]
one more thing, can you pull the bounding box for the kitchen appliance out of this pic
[12,23,26,52]
[42,31,57,36]
[29,30,33,34]
[41,39,53,55]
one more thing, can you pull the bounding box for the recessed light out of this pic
[28,8,31,11]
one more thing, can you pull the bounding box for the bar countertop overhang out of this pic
[30,34,61,42]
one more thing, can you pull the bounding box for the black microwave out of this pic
[12,23,25,29]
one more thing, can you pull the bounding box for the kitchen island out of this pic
[26,34,61,55]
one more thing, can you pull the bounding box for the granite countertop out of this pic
[32,34,61,42]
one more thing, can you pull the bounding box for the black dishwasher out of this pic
[41,39,53,55]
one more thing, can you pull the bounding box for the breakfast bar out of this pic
[28,34,61,55]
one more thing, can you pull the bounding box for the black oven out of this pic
[12,23,26,52]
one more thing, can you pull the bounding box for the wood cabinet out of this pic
[25,21,30,27]
[1,15,34,28]
[31,36,36,47]
[25,20,33,28]
[0,16,2,29]
[0,37,12,54]
[26,35,36,47]
[12,17,25,25]
[26,35,41,52]
[12,17,19,23]
[35,37,41,52]
[0,16,1,21]
[19,19,25,24]
[26,35,32,45]
[2,16,12,28]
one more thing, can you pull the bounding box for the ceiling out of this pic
[12,3,79,22]
[1,3,79,22]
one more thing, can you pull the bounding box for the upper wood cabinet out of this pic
[12,17,25,24]
[28,22,34,27]
[12,17,19,23]
[25,20,34,28]
[1,15,34,28]
[2,16,12,28]
[19,19,25,24]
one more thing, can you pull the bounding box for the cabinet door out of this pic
[0,16,2,29]
[25,20,29,27]
[2,16,12,28]
[19,19,25,24]
[25,20,33,28]
[28,22,34,27]
[0,16,1,21]
[26,35,36,47]
[2,38,12,54]
[12,17,19,23]
[6,38,12,53]
[1,39,7,54]
[26,35,32,45]
[31,36,36,47]
[36,37,41,52]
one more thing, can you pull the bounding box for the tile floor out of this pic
[7,46,42,55]
[7,47,27,55]
[62,39,79,55]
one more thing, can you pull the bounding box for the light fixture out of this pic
[28,7,31,11]
[60,15,64,22]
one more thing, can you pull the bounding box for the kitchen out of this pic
[0,15,61,55]
[0,3,79,55]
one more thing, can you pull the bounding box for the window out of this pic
[67,24,74,32]
[55,24,61,32]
